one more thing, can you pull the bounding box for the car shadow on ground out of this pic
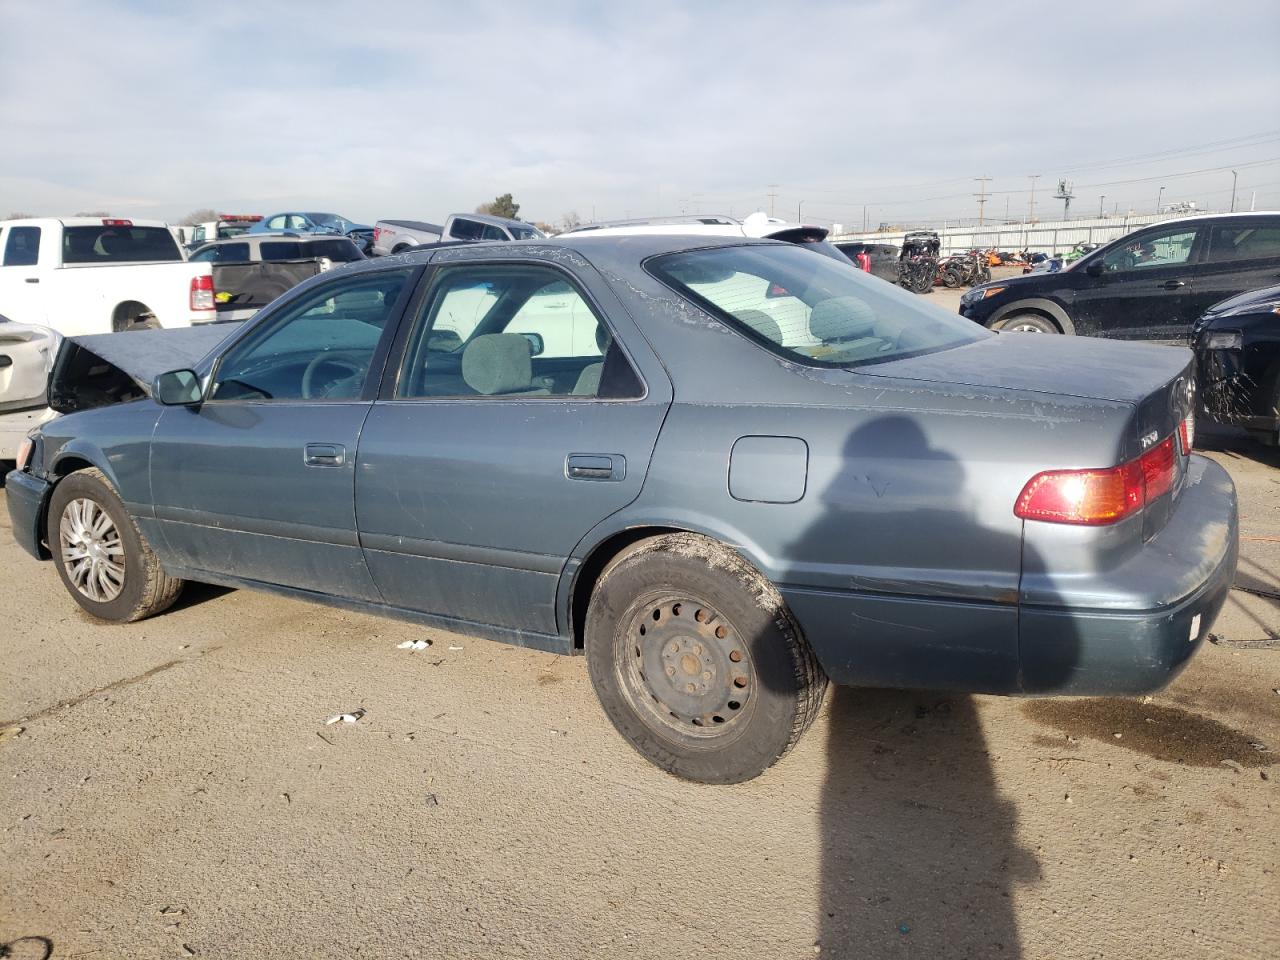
[790,415,1083,958]
[818,688,1034,957]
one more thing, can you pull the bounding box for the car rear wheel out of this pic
[997,312,1060,334]
[48,467,184,622]
[585,533,827,783]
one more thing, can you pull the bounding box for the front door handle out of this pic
[304,442,346,467]
[567,453,625,481]
[1160,279,1186,290]
[24,277,39,284]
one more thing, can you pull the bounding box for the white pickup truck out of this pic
[0,217,216,336]
[370,213,544,256]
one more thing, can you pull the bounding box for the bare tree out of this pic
[74,211,112,217]
[561,210,583,230]
[5,211,36,220]
[182,208,220,225]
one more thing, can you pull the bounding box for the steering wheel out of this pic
[301,351,367,399]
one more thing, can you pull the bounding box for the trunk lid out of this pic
[861,333,1196,538]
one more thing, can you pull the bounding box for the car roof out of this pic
[201,233,354,245]
[1138,210,1279,230]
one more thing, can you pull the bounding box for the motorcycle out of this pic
[896,231,941,294]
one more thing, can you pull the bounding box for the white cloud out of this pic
[1,0,1277,225]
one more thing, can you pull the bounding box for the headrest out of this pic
[461,333,533,395]
[808,296,877,342]
[733,309,782,344]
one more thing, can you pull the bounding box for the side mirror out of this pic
[153,369,204,406]
[1084,260,1105,277]
[520,332,545,356]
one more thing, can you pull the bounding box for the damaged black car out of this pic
[1193,282,1280,445]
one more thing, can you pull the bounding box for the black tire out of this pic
[941,266,963,288]
[47,467,184,622]
[112,302,159,332]
[996,312,1060,334]
[585,533,827,783]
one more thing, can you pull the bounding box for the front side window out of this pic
[265,215,286,230]
[1098,228,1198,273]
[211,269,411,402]
[302,239,363,262]
[1205,223,1280,263]
[397,265,642,399]
[3,226,40,266]
[509,224,545,240]
[649,243,988,368]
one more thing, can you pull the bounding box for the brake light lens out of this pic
[101,218,133,226]
[1015,435,1177,525]
[1179,411,1194,454]
[855,252,871,272]
[16,436,34,472]
[373,226,383,242]
[190,274,215,311]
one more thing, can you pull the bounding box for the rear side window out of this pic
[3,226,41,266]
[260,242,303,260]
[62,226,182,263]
[649,244,987,368]
[191,242,250,263]
[1206,224,1280,263]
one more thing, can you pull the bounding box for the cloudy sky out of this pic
[2,0,1278,230]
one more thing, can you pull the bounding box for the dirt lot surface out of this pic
[1,425,1277,958]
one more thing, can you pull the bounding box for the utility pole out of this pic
[797,200,803,222]
[974,176,992,225]
[767,185,779,218]
[1230,170,1238,212]
[1155,186,1164,214]
[862,204,867,232]
[1027,174,1040,222]
[1099,195,1105,218]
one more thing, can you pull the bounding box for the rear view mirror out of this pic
[1085,260,1105,277]
[520,332,545,356]
[154,368,204,406]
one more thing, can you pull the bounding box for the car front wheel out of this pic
[48,467,184,622]
[585,533,827,783]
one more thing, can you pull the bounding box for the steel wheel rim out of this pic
[616,593,755,741]
[59,498,126,603]
[1006,320,1045,333]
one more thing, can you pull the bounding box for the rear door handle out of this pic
[1160,279,1186,290]
[24,277,39,284]
[566,453,625,481]
[304,442,346,467]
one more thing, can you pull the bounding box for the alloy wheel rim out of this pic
[59,498,126,603]
[617,595,754,740]
[1008,322,1045,333]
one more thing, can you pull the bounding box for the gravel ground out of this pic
[0,416,1276,958]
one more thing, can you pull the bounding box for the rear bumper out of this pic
[1019,455,1239,695]
[4,468,52,560]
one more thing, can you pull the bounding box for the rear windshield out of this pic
[303,239,363,261]
[509,224,545,240]
[63,226,182,263]
[648,244,988,368]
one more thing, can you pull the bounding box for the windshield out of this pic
[307,213,348,228]
[648,243,988,368]
[509,224,546,240]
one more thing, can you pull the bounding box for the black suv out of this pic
[1193,282,1280,445]
[958,213,1280,342]
[833,241,900,284]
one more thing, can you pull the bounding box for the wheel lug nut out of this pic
[701,671,711,681]
[668,643,679,654]
[693,644,702,655]
[665,666,675,677]
[685,683,696,693]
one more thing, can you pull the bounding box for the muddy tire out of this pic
[997,312,1060,334]
[585,533,827,783]
[47,467,183,622]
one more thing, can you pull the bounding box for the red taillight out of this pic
[102,218,132,226]
[373,226,383,242]
[1015,435,1177,525]
[855,252,871,272]
[190,273,215,311]
[1179,412,1194,454]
